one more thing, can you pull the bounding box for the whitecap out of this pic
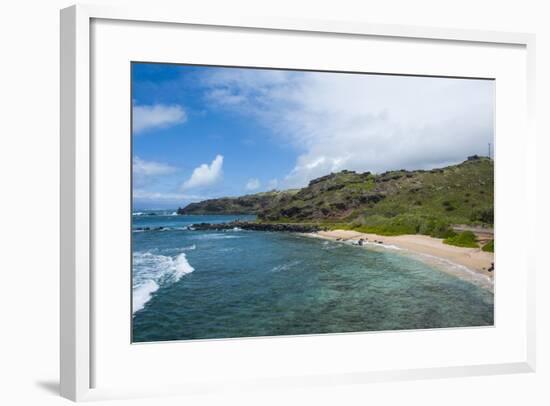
[173,253,195,279]
[133,280,159,313]
[192,233,242,240]
[132,251,195,314]
[223,227,243,232]
[270,260,302,272]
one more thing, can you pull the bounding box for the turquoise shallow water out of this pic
[132,212,494,342]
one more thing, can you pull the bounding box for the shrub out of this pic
[482,240,494,252]
[441,200,456,212]
[353,214,418,235]
[443,231,479,248]
[356,214,455,237]
[419,218,456,239]
[470,207,494,224]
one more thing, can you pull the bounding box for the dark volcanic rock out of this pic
[359,192,385,204]
[190,221,324,233]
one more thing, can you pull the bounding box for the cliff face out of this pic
[178,156,494,234]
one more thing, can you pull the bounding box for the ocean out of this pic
[132,211,494,342]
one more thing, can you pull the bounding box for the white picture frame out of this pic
[60,4,536,402]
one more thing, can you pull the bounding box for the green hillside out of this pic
[177,189,298,215]
[178,156,494,237]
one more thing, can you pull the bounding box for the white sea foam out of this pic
[270,260,302,272]
[409,251,494,291]
[132,251,194,314]
[173,253,195,279]
[357,240,493,290]
[343,238,402,251]
[193,233,242,240]
[133,279,159,313]
[321,241,341,250]
[222,227,243,233]
[363,240,402,250]
[334,237,491,290]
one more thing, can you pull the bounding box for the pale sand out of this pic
[308,230,494,281]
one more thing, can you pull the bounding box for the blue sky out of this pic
[132,63,494,209]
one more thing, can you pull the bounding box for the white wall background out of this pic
[0,1,547,405]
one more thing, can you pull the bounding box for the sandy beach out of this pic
[307,229,494,284]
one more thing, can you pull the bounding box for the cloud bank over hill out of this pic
[203,69,494,188]
[131,63,494,208]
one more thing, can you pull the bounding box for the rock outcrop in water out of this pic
[190,221,324,233]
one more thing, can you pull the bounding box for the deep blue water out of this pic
[132,212,494,342]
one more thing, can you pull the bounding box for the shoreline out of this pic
[305,229,494,289]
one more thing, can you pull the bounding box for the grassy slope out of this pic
[443,231,479,248]
[259,157,493,237]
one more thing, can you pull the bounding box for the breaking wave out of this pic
[132,251,194,314]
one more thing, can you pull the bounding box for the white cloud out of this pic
[133,104,187,134]
[203,69,494,188]
[133,157,175,176]
[205,88,247,106]
[133,189,203,202]
[133,156,176,188]
[182,155,224,190]
[245,178,261,191]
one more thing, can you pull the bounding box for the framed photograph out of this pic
[60,4,536,401]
